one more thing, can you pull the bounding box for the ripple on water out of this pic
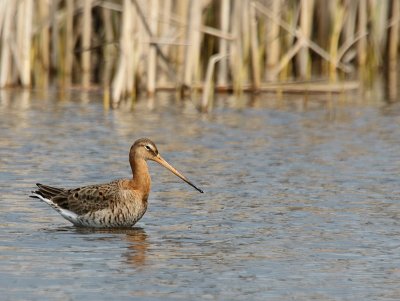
[1,92,400,300]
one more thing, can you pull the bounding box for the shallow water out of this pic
[1,90,400,300]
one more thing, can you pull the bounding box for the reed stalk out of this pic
[255,1,351,73]
[296,0,314,79]
[250,2,260,90]
[183,0,202,88]
[230,0,248,95]
[357,0,367,67]
[315,0,330,51]
[202,53,225,111]
[0,2,14,87]
[64,0,74,86]
[370,0,389,65]
[0,0,398,99]
[147,0,159,95]
[158,0,172,86]
[217,0,230,87]
[387,0,399,101]
[175,0,188,77]
[22,0,33,87]
[112,0,134,106]
[241,0,251,81]
[328,0,345,82]
[388,0,399,65]
[82,0,92,88]
[37,0,49,87]
[340,0,358,65]
[12,0,33,87]
[0,1,5,36]
[50,0,59,75]
[265,0,282,82]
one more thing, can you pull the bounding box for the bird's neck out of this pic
[129,156,151,197]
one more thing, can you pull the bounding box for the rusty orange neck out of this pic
[129,155,151,197]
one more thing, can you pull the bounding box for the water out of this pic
[1,90,400,300]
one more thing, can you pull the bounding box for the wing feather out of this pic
[34,181,121,215]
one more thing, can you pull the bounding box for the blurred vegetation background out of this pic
[0,0,399,108]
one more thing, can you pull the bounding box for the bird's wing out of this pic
[35,181,120,215]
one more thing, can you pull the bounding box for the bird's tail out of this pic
[30,185,79,225]
[30,183,65,199]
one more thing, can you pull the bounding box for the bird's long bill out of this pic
[153,155,204,193]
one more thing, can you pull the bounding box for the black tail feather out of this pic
[33,183,65,199]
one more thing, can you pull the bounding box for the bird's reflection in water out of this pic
[123,228,148,266]
[74,227,148,267]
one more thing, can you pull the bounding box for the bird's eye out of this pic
[144,145,151,151]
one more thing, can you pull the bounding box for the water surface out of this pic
[1,90,400,300]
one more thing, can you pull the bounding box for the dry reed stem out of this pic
[64,0,74,86]
[183,0,202,88]
[230,0,245,94]
[340,0,359,66]
[250,2,261,90]
[272,39,303,78]
[357,0,367,66]
[296,0,314,79]
[175,0,188,75]
[0,0,398,97]
[38,0,49,80]
[157,0,172,86]
[82,0,92,88]
[388,0,399,65]
[50,0,59,74]
[254,1,351,73]
[265,0,282,81]
[202,53,226,111]
[371,0,389,62]
[112,0,133,105]
[387,0,399,101]
[20,0,33,87]
[0,2,15,87]
[217,0,230,87]
[101,7,113,87]
[146,0,159,95]
[329,1,345,81]
[133,0,175,80]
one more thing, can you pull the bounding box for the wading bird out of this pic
[31,138,203,228]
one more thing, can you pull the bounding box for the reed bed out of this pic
[0,0,399,108]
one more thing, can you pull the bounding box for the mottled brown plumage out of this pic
[31,138,203,228]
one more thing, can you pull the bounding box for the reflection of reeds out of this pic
[0,0,398,105]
